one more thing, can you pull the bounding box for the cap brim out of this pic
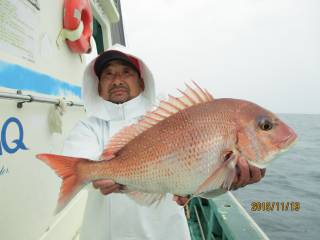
[94,50,140,78]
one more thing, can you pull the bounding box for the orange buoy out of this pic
[63,0,93,53]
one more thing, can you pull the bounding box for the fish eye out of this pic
[258,118,273,131]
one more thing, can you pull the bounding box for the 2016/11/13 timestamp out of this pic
[251,201,300,212]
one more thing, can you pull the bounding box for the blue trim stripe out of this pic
[0,60,81,97]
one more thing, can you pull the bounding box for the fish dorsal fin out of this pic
[100,81,214,160]
[100,123,143,160]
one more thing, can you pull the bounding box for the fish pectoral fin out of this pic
[198,189,227,199]
[194,151,237,195]
[194,168,227,196]
[125,191,166,206]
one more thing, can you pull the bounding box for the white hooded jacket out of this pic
[63,44,191,240]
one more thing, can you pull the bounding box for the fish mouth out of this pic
[278,131,297,149]
[276,125,298,149]
[247,135,298,169]
[248,160,269,169]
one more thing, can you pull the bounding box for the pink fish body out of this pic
[37,82,297,213]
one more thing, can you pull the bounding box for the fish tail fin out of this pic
[36,153,90,213]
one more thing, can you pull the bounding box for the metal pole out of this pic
[0,91,84,107]
[194,205,206,240]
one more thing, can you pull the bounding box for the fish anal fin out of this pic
[124,190,166,206]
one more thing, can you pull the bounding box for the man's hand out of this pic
[173,195,190,206]
[231,156,266,190]
[92,179,122,195]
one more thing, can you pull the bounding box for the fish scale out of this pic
[37,82,297,213]
[106,105,225,191]
[96,102,233,192]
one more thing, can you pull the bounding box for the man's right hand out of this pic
[92,179,122,195]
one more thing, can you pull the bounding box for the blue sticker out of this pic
[0,60,81,97]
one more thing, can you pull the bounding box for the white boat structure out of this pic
[0,1,268,239]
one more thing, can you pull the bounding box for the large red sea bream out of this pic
[37,82,297,213]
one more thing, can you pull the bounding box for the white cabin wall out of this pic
[0,0,86,93]
[35,0,86,88]
[0,1,120,239]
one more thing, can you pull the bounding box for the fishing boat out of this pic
[0,1,269,239]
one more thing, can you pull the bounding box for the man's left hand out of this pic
[174,195,190,206]
[231,156,266,190]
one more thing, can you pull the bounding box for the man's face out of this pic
[98,60,143,104]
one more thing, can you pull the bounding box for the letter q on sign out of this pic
[0,117,28,156]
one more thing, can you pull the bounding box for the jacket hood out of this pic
[82,44,156,121]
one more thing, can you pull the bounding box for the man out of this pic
[63,44,265,239]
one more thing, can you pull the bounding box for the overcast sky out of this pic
[121,0,320,114]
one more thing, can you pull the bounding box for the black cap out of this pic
[94,50,141,79]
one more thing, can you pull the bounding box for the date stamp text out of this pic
[251,201,300,212]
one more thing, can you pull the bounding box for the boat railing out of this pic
[187,192,269,240]
[0,91,84,108]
